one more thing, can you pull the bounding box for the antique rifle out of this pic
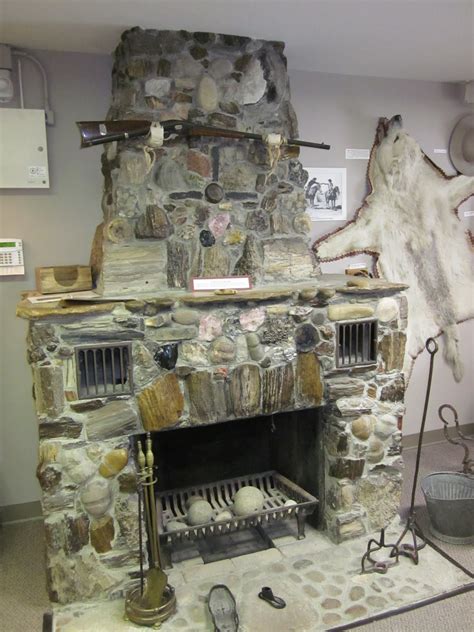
[76,119,330,151]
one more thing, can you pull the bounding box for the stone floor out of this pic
[54,517,472,631]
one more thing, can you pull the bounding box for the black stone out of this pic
[205,182,224,203]
[154,344,178,370]
[169,191,203,200]
[225,192,258,200]
[211,147,220,181]
[199,230,216,247]
[295,324,320,352]
[266,82,278,102]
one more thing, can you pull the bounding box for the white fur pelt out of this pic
[315,116,474,382]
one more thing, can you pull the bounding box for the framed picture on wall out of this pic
[304,167,347,221]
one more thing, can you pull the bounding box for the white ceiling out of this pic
[0,0,473,82]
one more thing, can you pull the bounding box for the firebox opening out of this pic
[151,409,323,520]
[131,409,324,563]
[135,409,324,564]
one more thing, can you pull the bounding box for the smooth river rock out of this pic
[327,304,375,321]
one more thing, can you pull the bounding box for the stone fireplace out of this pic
[17,27,407,606]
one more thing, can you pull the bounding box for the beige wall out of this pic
[0,51,472,509]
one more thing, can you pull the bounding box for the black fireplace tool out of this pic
[361,337,438,573]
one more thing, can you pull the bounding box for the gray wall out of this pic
[0,51,111,508]
[290,69,473,440]
[0,51,472,510]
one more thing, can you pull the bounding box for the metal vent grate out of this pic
[75,343,133,399]
[336,319,378,368]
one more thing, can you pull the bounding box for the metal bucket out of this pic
[421,472,474,544]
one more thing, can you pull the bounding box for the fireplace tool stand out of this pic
[361,337,438,573]
[125,434,176,628]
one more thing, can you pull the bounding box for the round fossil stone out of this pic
[295,323,320,352]
[104,218,133,243]
[205,182,224,203]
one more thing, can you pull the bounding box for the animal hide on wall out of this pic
[314,115,474,382]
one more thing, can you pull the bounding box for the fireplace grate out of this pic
[157,470,318,546]
[75,342,133,399]
[336,318,378,368]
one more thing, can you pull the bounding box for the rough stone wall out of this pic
[22,283,407,603]
[92,28,317,295]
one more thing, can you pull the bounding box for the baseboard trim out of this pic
[403,423,474,449]
[0,500,42,524]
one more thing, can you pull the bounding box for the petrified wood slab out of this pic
[295,353,323,407]
[137,374,184,430]
[262,364,294,414]
[230,363,261,418]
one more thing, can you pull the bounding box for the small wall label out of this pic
[346,148,370,160]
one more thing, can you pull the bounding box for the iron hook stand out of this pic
[361,337,439,573]
[391,337,439,564]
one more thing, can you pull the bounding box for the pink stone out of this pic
[239,307,266,332]
[199,313,223,341]
[208,213,230,238]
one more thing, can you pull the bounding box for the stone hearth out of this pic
[17,27,408,606]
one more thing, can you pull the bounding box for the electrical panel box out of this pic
[0,239,24,275]
[0,108,49,188]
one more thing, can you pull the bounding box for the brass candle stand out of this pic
[124,433,176,628]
